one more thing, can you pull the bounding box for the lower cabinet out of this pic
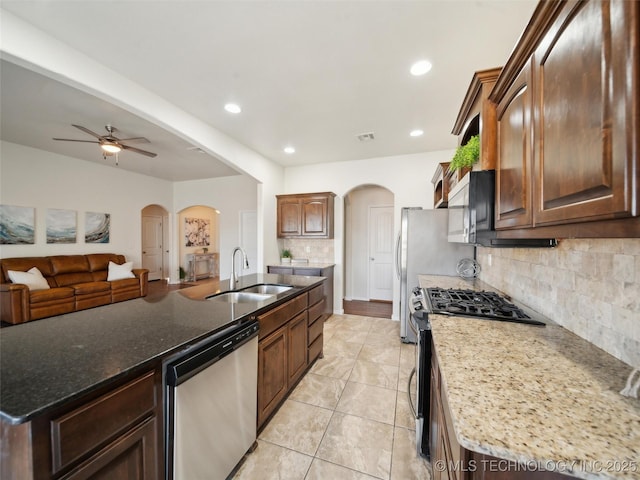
[257,285,326,430]
[0,369,162,480]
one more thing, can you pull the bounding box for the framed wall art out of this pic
[46,209,77,244]
[0,205,35,244]
[85,212,110,243]
[185,217,210,247]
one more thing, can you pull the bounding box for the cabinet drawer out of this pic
[258,294,307,339]
[307,297,325,325]
[308,314,323,346]
[307,284,324,307]
[308,333,323,364]
[51,371,156,473]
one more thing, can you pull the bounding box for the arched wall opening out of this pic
[177,205,220,282]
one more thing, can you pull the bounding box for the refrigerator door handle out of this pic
[395,231,401,279]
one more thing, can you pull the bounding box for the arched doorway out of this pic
[141,205,169,281]
[344,185,394,314]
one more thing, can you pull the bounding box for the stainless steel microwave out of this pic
[447,170,556,248]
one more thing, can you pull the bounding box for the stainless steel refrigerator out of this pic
[396,207,475,343]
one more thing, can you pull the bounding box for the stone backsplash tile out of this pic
[477,238,640,368]
[281,239,334,264]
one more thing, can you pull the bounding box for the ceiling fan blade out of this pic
[118,137,150,144]
[52,138,100,143]
[72,124,104,139]
[121,144,157,158]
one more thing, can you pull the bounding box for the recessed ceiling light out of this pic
[284,146,295,154]
[410,129,424,137]
[410,60,432,76]
[224,103,241,114]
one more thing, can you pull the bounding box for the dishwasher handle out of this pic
[166,320,258,387]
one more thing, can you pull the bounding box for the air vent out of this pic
[356,132,375,142]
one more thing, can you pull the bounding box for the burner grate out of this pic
[425,288,545,326]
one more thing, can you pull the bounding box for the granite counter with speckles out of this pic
[0,273,323,425]
[419,275,640,480]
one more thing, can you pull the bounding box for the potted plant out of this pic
[179,266,186,282]
[449,134,480,175]
[280,249,292,264]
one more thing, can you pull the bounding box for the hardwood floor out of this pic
[342,299,392,319]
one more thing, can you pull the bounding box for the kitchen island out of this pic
[419,274,640,480]
[0,273,325,479]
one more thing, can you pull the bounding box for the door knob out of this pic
[370,257,375,261]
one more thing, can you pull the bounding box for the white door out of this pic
[239,210,258,274]
[368,205,394,301]
[142,215,163,281]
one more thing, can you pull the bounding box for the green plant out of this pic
[179,266,186,280]
[450,134,480,171]
[281,249,292,258]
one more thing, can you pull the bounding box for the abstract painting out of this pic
[47,209,77,244]
[185,217,210,247]
[0,205,35,244]
[85,212,110,243]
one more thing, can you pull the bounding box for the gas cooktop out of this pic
[424,288,545,326]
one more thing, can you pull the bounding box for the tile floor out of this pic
[232,314,431,480]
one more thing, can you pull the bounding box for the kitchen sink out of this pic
[207,291,274,303]
[240,284,293,295]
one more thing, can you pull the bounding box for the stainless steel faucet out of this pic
[230,247,249,290]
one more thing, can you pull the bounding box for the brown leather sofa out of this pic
[0,254,148,325]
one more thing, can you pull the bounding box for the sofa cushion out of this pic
[107,261,135,281]
[8,267,50,291]
[72,281,111,295]
[30,287,75,304]
[86,254,126,272]
[110,277,140,290]
[50,255,90,275]
[1,257,54,283]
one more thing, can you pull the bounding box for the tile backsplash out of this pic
[477,238,640,368]
[281,239,335,264]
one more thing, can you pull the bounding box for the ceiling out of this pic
[0,0,537,181]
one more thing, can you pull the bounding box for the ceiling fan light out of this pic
[101,142,122,154]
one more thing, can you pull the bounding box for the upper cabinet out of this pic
[490,0,640,237]
[277,192,336,239]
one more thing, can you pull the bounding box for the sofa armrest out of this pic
[132,269,149,297]
[0,283,30,324]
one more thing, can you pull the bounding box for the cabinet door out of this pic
[63,417,158,480]
[258,327,288,428]
[495,60,534,229]
[301,196,330,237]
[533,0,639,225]
[277,197,302,237]
[287,311,308,386]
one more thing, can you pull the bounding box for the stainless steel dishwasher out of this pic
[164,319,259,480]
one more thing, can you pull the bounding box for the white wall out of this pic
[284,149,455,318]
[0,141,173,266]
[174,175,258,280]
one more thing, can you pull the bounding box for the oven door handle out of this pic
[407,367,417,418]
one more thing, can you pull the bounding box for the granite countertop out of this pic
[0,273,324,425]
[419,275,640,479]
[268,262,335,269]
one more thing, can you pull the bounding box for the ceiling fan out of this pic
[53,124,157,158]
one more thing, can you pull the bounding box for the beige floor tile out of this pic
[289,372,346,409]
[368,317,400,336]
[332,315,374,332]
[364,331,402,348]
[316,412,394,479]
[322,337,363,359]
[397,363,415,393]
[259,400,333,456]
[358,343,401,367]
[349,359,399,390]
[309,355,356,380]
[332,327,369,344]
[336,382,397,425]
[232,440,313,480]
[305,458,379,480]
[395,389,415,430]
[390,427,431,480]
[400,342,416,368]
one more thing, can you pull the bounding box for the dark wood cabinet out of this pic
[276,192,336,239]
[257,326,288,428]
[495,59,534,230]
[0,369,162,480]
[489,0,640,238]
[256,285,326,430]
